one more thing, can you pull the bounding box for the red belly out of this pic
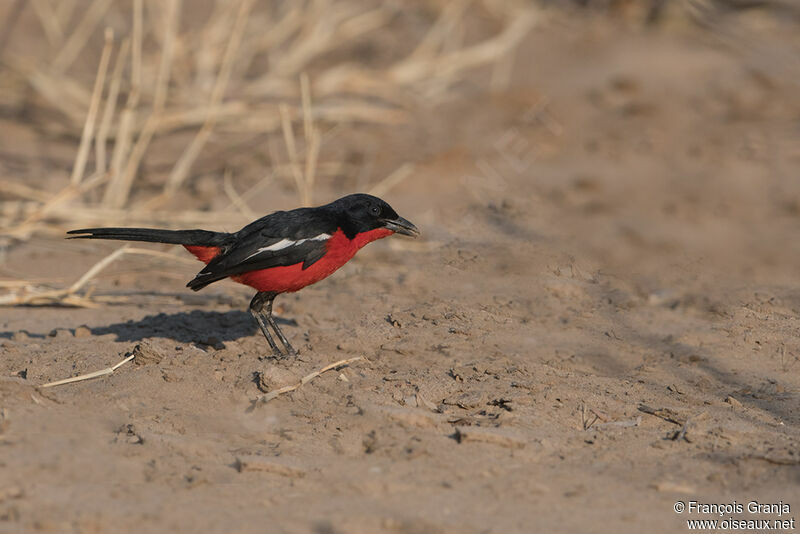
[183,228,392,293]
[184,245,220,263]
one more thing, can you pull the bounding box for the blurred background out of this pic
[1,1,800,532]
[1,0,799,291]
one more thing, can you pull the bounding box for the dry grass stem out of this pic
[368,163,415,198]
[52,0,113,73]
[234,456,306,478]
[0,245,197,307]
[159,0,254,203]
[11,204,247,229]
[95,37,130,175]
[41,353,135,388]
[0,281,48,288]
[30,0,65,47]
[406,0,469,62]
[253,356,364,406]
[304,128,321,206]
[581,402,600,431]
[638,404,686,426]
[105,0,179,209]
[300,72,313,142]
[301,73,320,206]
[391,9,538,95]
[279,104,307,205]
[194,1,235,89]
[9,172,109,240]
[106,247,199,265]
[0,180,53,203]
[4,54,88,124]
[130,0,143,92]
[104,0,142,201]
[223,169,258,221]
[70,28,114,186]
[68,245,130,295]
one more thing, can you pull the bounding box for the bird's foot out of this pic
[267,345,298,360]
[280,345,298,359]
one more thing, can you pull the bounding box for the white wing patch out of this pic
[244,233,331,260]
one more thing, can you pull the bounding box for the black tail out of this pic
[186,274,224,292]
[67,227,231,247]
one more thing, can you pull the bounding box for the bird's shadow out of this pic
[93,310,258,343]
[2,310,297,344]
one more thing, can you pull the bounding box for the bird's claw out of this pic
[269,346,297,360]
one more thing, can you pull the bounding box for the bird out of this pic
[67,193,419,358]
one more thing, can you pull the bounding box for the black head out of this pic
[329,193,419,239]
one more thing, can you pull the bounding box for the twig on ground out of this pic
[581,402,599,431]
[638,404,685,426]
[41,353,135,388]
[669,412,707,443]
[594,416,642,430]
[251,356,364,407]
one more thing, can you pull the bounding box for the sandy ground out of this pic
[2,5,800,534]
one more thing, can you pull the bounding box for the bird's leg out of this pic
[263,295,297,357]
[249,292,282,358]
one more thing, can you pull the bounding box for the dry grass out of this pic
[0,245,198,307]
[251,356,364,406]
[0,0,541,304]
[41,353,135,388]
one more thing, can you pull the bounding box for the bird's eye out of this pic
[370,205,380,216]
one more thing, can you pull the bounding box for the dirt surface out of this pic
[2,4,800,534]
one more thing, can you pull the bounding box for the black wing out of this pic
[186,208,338,291]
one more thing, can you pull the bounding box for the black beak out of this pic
[383,216,420,237]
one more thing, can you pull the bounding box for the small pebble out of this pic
[74,326,92,338]
[132,342,164,366]
[11,331,29,342]
[724,395,742,408]
[48,328,73,340]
